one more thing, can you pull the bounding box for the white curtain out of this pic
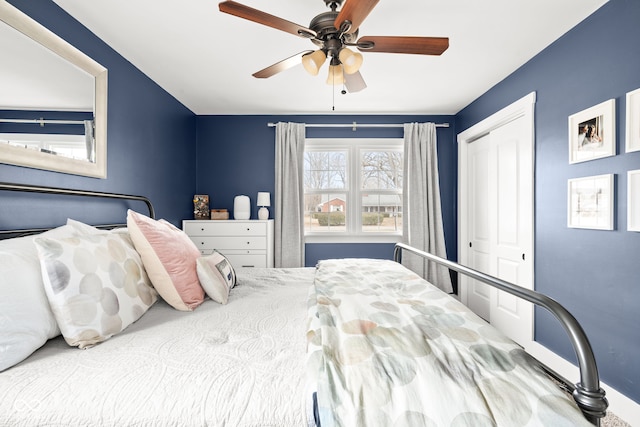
[274,122,305,268]
[84,119,95,162]
[402,122,453,293]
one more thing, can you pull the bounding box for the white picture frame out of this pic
[568,174,614,230]
[568,99,616,164]
[628,170,640,232]
[626,88,640,153]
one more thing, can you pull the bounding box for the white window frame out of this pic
[304,138,403,244]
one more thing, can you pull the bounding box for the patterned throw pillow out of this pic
[34,232,157,349]
[126,210,204,311]
[196,251,236,304]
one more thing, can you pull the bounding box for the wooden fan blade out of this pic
[334,0,380,34]
[252,51,313,79]
[219,1,315,38]
[357,36,449,55]
[344,71,367,93]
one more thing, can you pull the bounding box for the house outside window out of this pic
[304,138,403,243]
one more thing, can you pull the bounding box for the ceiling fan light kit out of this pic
[338,47,363,74]
[326,62,345,85]
[302,49,327,76]
[219,0,449,92]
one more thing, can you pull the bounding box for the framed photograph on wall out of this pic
[568,99,616,164]
[626,88,640,153]
[568,174,614,230]
[628,170,640,231]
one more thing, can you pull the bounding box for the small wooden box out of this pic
[210,209,229,220]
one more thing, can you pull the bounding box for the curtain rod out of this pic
[0,118,91,126]
[267,121,449,131]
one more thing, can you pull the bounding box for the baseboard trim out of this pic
[526,341,639,424]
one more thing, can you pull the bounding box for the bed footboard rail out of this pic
[393,242,608,426]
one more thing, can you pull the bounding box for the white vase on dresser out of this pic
[183,219,274,268]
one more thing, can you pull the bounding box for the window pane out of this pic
[304,151,347,190]
[361,151,402,190]
[361,194,402,232]
[304,193,347,233]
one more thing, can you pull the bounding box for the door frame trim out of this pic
[457,92,536,337]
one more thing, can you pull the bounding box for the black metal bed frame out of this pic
[394,242,608,426]
[0,182,154,239]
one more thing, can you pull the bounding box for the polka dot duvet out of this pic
[306,258,593,427]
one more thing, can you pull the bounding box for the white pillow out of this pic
[196,251,236,304]
[0,225,73,371]
[66,218,99,234]
[34,231,157,349]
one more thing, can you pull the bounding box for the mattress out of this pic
[0,267,316,427]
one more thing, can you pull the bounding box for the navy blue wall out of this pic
[457,0,639,403]
[1,0,196,228]
[195,115,457,267]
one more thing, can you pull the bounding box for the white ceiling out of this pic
[52,0,608,116]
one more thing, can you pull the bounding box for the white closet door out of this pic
[458,92,535,346]
[466,133,491,321]
[488,117,533,345]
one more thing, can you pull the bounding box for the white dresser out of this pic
[183,220,274,268]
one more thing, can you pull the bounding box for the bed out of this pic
[0,182,608,426]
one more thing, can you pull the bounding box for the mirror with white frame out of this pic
[0,2,107,178]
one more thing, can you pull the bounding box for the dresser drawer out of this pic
[223,253,267,268]
[189,236,266,251]
[183,221,266,236]
[197,247,265,256]
[195,250,266,267]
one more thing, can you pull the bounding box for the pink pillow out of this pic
[127,210,204,311]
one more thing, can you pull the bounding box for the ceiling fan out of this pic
[218,0,449,93]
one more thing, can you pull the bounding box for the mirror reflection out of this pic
[0,2,107,178]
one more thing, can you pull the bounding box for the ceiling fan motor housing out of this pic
[309,11,357,56]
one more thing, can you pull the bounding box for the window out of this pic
[0,133,87,160]
[304,138,403,242]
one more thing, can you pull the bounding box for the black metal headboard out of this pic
[0,182,155,239]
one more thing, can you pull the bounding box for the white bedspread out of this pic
[0,267,315,427]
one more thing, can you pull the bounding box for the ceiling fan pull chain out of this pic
[332,82,335,111]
